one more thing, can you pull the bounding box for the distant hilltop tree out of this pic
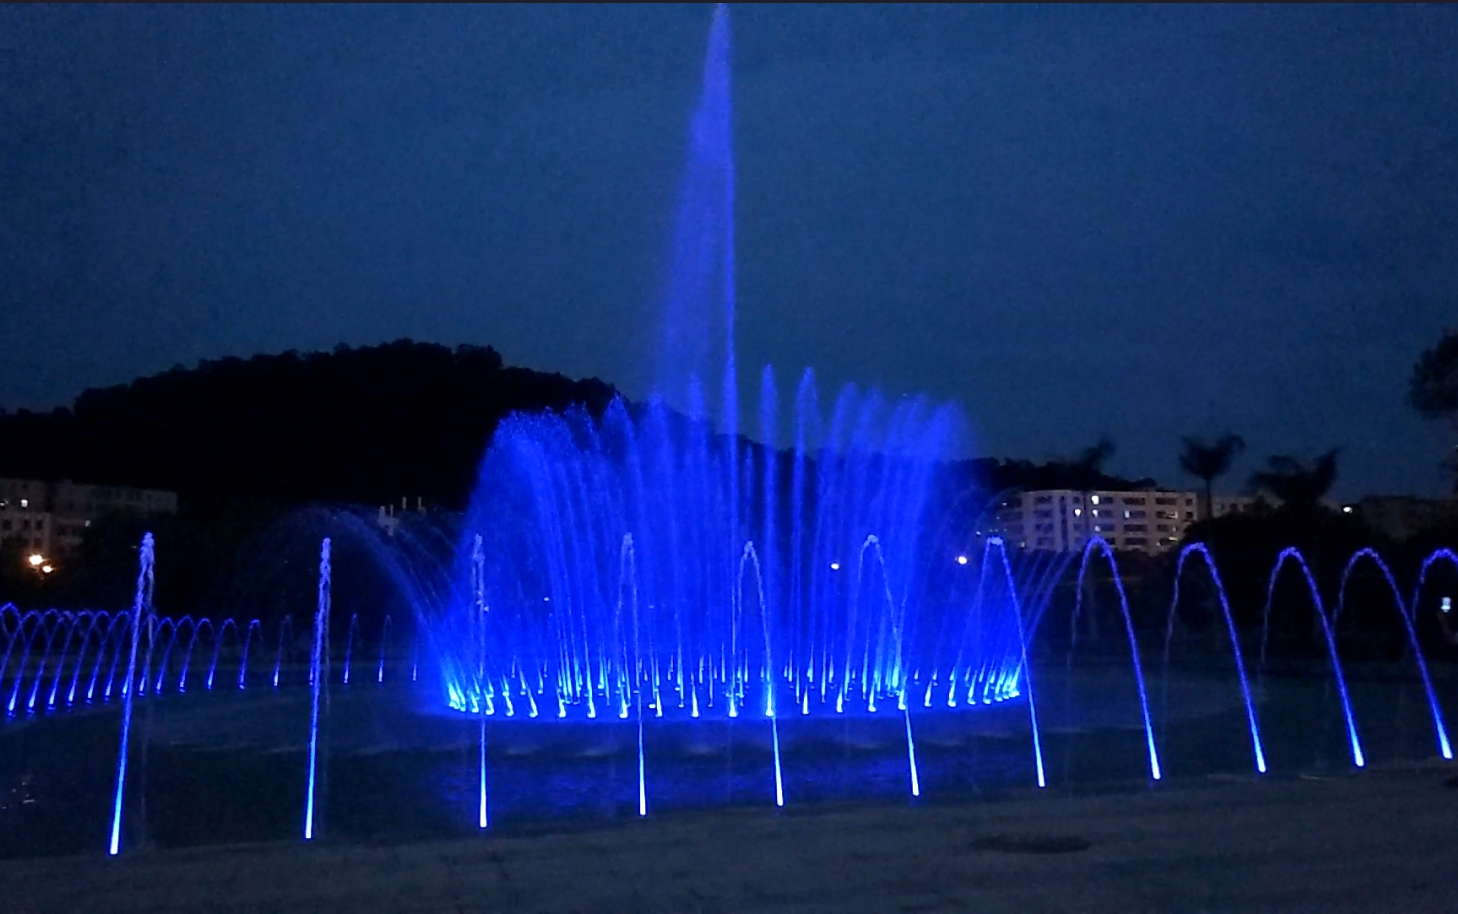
[967,437,1153,494]
[947,438,1157,518]
[0,340,617,509]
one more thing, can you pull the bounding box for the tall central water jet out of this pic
[658,3,735,428]
[421,4,1029,817]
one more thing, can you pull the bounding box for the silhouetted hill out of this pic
[0,340,617,508]
[0,338,1158,515]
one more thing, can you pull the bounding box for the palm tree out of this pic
[1179,433,1246,520]
[1250,448,1341,653]
[1249,448,1340,514]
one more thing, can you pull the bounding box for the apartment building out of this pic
[0,478,52,557]
[376,496,431,538]
[985,488,1200,556]
[0,477,179,564]
[1211,494,1260,518]
[1355,495,1458,542]
[47,481,179,555]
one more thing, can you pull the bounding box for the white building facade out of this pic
[0,477,179,567]
[0,478,52,557]
[986,489,1200,556]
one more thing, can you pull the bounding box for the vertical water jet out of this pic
[903,703,920,798]
[304,538,330,841]
[474,534,489,829]
[989,537,1045,788]
[108,532,154,857]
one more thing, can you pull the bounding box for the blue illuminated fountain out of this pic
[416,3,1031,816]
[414,6,1040,821]
[0,5,1455,859]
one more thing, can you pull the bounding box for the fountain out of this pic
[425,5,1024,743]
[0,5,1453,860]
[0,531,1454,857]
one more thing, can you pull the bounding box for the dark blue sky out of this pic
[3,4,1456,498]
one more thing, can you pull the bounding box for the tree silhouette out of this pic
[1071,436,1116,484]
[1407,327,1458,490]
[1045,436,1118,491]
[1179,433,1246,520]
[1249,448,1340,515]
[953,437,1155,497]
[0,340,619,510]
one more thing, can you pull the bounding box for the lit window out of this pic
[1090,495,1100,505]
[19,499,27,508]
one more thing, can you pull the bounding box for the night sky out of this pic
[3,4,1456,498]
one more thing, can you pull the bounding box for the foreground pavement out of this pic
[3,769,1456,913]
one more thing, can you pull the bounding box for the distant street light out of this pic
[27,554,43,567]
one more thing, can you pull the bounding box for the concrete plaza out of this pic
[3,768,1455,913]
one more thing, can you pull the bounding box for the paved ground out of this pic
[3,769,1456,913]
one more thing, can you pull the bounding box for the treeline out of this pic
[0,340,617,507]
[3,338,1455,668]
[0,340,618,613]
